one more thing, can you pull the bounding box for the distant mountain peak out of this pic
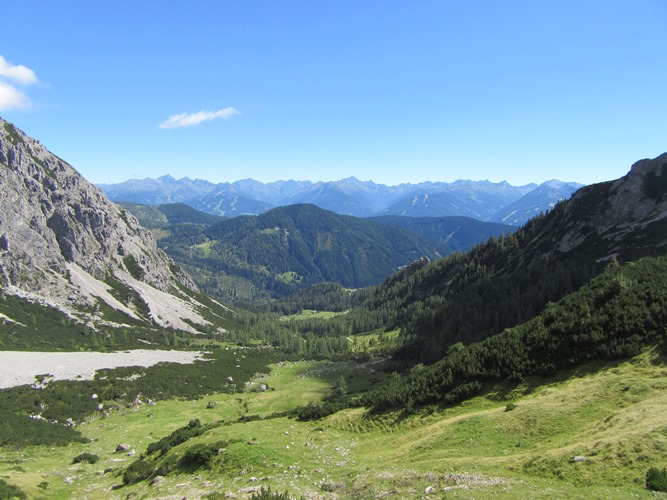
[99,174,585,223]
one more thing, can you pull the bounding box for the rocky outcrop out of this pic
[526,152,667,260]
[0,118,217,332]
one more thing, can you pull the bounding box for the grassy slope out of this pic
[1,351,667,498]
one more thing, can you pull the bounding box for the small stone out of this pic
[150,475,165,486]
[115,443,131,452]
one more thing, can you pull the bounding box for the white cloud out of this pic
[0,55,38,85]
[0,81,31,111]
[0,55,39,111]
[159,107,240,129]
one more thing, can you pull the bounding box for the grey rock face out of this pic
[0,119,212,331]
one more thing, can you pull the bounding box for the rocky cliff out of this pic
[0,119,223,333]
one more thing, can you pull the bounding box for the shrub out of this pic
[146,418,205,456]
[180,442,219,468]
[72,452,99,464]
[123,458,155,484]
[504,402,517,412]
[251,486,291,499]
[0,478,27,499]
[646,466,667,492]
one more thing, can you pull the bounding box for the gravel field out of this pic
[0,350,205,389]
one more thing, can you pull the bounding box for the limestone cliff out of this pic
[0,118,223,333]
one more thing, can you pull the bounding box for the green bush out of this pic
[180,442,219,468]
[646,466,667,492]
[72,452,99,464]
[123,458,155,484]
[0,478,27,499]
[146,418,205,456]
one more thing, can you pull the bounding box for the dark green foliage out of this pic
[0,409,88,448]
[3,122,24,145]
[145,419,207,456]
[504,403,517,412]
[157,203,223,225]
[269,282,362,315]
[646,466,667,492]
[250,486,291,499]
[72,452,99,464]
[371,215,513,254]
[179,440,237,469]
[0,478,27,499]
[365,256,667,411]
[329,376,349,401]
[123,254,145,280]
[123,458,155,484]
[296,400,350,420]
[119,202,222,229]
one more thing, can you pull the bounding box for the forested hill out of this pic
[119,202,222,227]
[365,254,667,411]
[350,153,667,364]
[370,215,511,254]
[195,204,442,296]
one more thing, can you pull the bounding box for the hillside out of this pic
[371,214,512,254]
[163,204,443,304]
[0,119,234,344]
[290,153,667,364]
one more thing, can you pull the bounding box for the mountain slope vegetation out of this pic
[364,255,667,411]
[337,155,667,364]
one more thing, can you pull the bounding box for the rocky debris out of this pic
[0,118,222,333]
[226,376,234,384]
[115,443,131,453]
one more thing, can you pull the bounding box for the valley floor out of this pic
[1,350,667,498]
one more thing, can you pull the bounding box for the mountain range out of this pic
[99,175,583,225]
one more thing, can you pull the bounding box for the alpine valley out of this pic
[1,117,667,499]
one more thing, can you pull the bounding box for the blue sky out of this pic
[1,1,665,186]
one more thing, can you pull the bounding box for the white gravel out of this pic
[0,349,205,389]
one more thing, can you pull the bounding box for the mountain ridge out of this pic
[99,174,582,225]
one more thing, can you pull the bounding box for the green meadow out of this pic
[2,349,667,499]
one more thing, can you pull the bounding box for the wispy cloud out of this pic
[159,107,240,129]
[0,55,39,111]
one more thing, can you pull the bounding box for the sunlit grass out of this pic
[2,351,667,498]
